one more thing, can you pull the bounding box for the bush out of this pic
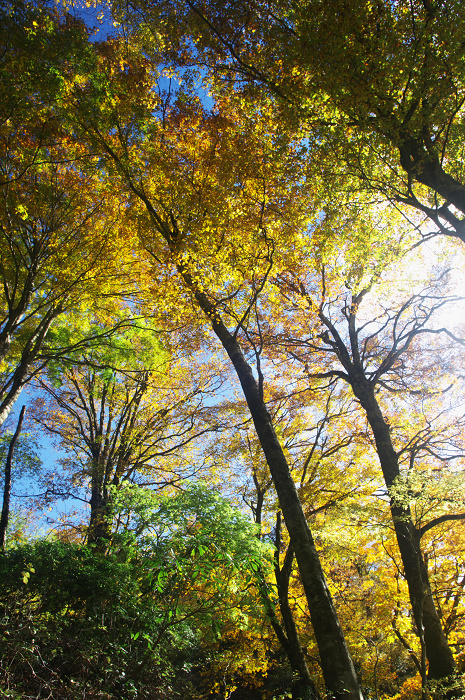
[0,540,196,699]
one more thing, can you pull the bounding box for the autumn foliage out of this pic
[1,1,465,699]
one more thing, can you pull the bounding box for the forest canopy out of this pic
[1,1,465,699]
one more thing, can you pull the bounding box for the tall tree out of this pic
[69,38,363,697]
[34,323,220,546]
[271,256,465,685]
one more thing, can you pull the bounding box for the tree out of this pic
[33,322,221,546]
[69,40,363,698]
[112,481,271,633]
[0,1,141,426]
[115,0,465,243]
[113,482,275,698]
[0,406,42,546]
[270,253,465,686]
[0,404,25,550]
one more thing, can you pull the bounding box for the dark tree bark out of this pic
[89,119,363,700]
[398,137,465,241]
[167,255,362,700]
[252,477,319,700]
[87,467,113,548]
[0,308,58,429]
[351,376,455,681]
[314,303,457,685]
[0,405,26,551]
[398,140,465,217]
[274,516,318,700]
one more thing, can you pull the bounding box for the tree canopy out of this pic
[1,1,465,699]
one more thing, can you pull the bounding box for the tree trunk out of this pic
[256,503,319,699]
[87,454,112,549]
[272,513,318,699]
[352,377,456,681]
[277,554,319,700]
[0,405,26,551]
[178,274,362,699]
[219,327,361,698]
[88,484,112,547]
[0,307,58,430]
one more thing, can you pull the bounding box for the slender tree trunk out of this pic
[0,385,24,431]
[256,568,319,699]
[272,512,318,699]
[88,483,112,547]
[277,555,318,699]
[352,378,456,681]
[255,494,319,699]
[0,307,58,430]
[0,405,26,551]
